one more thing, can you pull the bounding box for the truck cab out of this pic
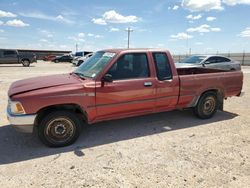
[0,49,18,64]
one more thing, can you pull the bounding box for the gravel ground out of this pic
[0,62,249,188]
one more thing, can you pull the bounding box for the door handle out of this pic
[144,82,152,87]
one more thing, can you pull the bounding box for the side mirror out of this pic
[102,74,113,83]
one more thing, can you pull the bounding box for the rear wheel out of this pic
[22,59,30,67]
[194,92,218,119]
[38,111,82,147]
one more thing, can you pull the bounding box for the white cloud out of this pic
[5,19,29,27]
[170,32,193,40]
[223,0,250,6]
[157,43,165,47]
[0,20,3,25]
[154,1,168,12]
[94,35,103,38]
[238,27,250,37]
[86,33,104,38]
[187,24,221,33]
[59,45,68,49]
[78,32,85,37]
[0,37,7,40]
[206,16,216,21]
[182,0,223,12]
[92,10,139,25]
[195,42,203,45]
[110,27,120,32]
[210,27,221,31]
[92,18,107,25]
[0,10,16,18]
[173,5,179,10]
[38,29,53,38]
[87,33,94,37]
[186,14,202,20]
[68,36,85,42]
[0,29,4,32]
[19,12,74,24]
[39,39,48,42]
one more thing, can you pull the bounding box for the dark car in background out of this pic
[52,54,73,63]
[0,49,36,67]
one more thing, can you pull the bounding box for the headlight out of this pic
[9,100,25,114]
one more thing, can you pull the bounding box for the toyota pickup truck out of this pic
[7,49,243,147]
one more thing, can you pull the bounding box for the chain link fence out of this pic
[173,52,250,65]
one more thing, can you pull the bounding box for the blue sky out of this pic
[0,0,250,54]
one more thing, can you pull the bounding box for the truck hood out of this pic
[8,73,82,97]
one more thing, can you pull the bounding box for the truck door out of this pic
[2,50,18,64]
[151,52,179,111]
[95,53,155,118]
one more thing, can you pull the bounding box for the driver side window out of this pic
[107,53,150,80]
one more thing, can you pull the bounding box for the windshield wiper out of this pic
[72,72,85,79]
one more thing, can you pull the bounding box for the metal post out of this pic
[242,50,245,65]
[125,27,133,48]
[76,43,78,52]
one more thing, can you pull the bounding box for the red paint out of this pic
[8,49,243,124]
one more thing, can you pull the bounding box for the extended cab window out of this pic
[153,52,172,80]
[107,53,150,80]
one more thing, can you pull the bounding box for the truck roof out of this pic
[101,48,170,53]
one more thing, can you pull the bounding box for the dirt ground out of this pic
[0,62,249,188]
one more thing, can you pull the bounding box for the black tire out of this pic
[22,59,30,67]
[38,111,82,147]
[194,92,218,119]
[55,59,59,63]
[77,60,83,66]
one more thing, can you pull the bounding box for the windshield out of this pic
[180,56,206,64]
[74,51,116,78]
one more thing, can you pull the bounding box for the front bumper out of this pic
[7,110,36,133]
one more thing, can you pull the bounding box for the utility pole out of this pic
[75,43,78,52]
[125,27,133,48]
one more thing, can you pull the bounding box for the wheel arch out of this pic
[191,88,224,110]
[21,58,30,62]
[34,103,88,127]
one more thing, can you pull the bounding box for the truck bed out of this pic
[176,68,243,108]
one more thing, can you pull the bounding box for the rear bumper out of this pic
[7,111,36,133]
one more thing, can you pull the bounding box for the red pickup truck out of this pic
[7,49,243,147]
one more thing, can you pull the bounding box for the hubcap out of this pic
[23,61,29,66]
[45,117,75,144]
[203,96,216,115]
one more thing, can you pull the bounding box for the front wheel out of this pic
[194,92,218,119]
[22,59,30,67]
[38,111,82,147]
